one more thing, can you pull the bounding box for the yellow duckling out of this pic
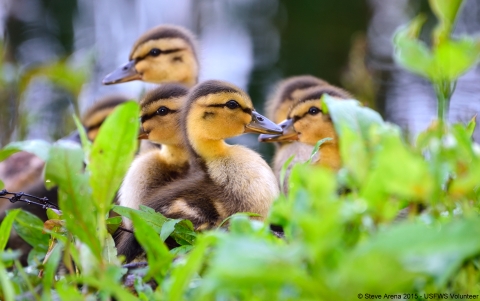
[144,80,282,228]
[263,75,329,182]
[103,25,198,87]
[261,85,351,170]
[118,84,190,229]
[117,80,282,261]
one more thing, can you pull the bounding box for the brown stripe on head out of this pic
[81,94,131,129]
[140,83,189,110]
[129,24,198,61]
[297,85,352,104]
[265,75,328,122]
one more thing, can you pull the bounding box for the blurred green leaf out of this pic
[0,140,51,162]
[361,127,434,204]
[89,102,139,217]
[167,234,217,301]
[73,114,91,162]
[430,0,464,45]
[12,210,49,253]
[0,260,14,301]
[394,15,434,79]
[432,38,480,82]
[0,209,20,251]
[106,216,122,234]
[41,243,62,301]
[102,234,118,264]
[0,179,3,189]
[161,219,181,241]
[44,140,101,258]
[466,115,476,137]
[46,208,62,220]
[131,213,173,284]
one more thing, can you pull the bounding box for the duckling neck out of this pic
[190,139,229,161]
[160,143,190,165]
[315,141,341,170]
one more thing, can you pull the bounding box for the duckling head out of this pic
[139,83,189,145]
[185,80,282,144]
[103,25,198,87]
[265,75,328,124]
[82,95,130,141]
[259,85,351,145]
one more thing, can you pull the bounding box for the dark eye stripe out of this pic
[206,103,252,115]
[136,48,184,61]
[140,109,178,123]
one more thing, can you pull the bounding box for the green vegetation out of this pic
[1,0,480,300]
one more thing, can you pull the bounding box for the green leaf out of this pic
[0,260,15,301]
[41,242,62,301]
[0,209,20,251]
[89,102,140,216]
[160,219,181,241]
[306,138,332,164]
[44,140,101,258]
[338,217,480,293]
[432,38,480,82]
[279,155,295,194]
[131,213,173,284]
[102,234,118,264]
[393,15,435,79]
[113,205,168,233]
[429,0,464,45]
[361,128,434,204]
[167,234,217,301]
[106,216,122,234]
[73,114,91,162]
[12,210,49,253]
[0,140,51,162]
[466,114,477,137]
[0,179,3,190]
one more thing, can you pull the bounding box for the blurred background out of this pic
[1,0,480,158]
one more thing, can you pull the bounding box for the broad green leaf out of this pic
[131,213,173,284]
[432,38,480,82]
[0,209,20,251]
[12,210,49,253]
[322,95,384,140]
[106,216,122,234]
[89,102,139,216]
[338,217,480,293]
[113,205,168,233]
[44,140,101,258]
[361,128,434,204]
[102,234,118,264]
[0,139,51,162]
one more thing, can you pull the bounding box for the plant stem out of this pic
[434,80,455,125]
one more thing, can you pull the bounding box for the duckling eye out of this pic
[156,106,170,116]
[149,48,161,57]
[308,107,321,115]
[225,100,240,110]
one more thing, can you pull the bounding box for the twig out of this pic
[0,189,58,210]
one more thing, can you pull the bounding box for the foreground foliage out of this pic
[1,0,480,300]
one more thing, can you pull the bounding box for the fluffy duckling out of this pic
[261,85,352,170]
[118,84,190,229]
[147,80,282,226]
[103,25,198,87]
[263,75,329,188]
[117,80,282,261]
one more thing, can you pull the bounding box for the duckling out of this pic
[103,25,198,87]
[263,75,329,188]
[117,81,282,261]
[118,84,190,229]
[147,80,282,226]
[261,85,352,170]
